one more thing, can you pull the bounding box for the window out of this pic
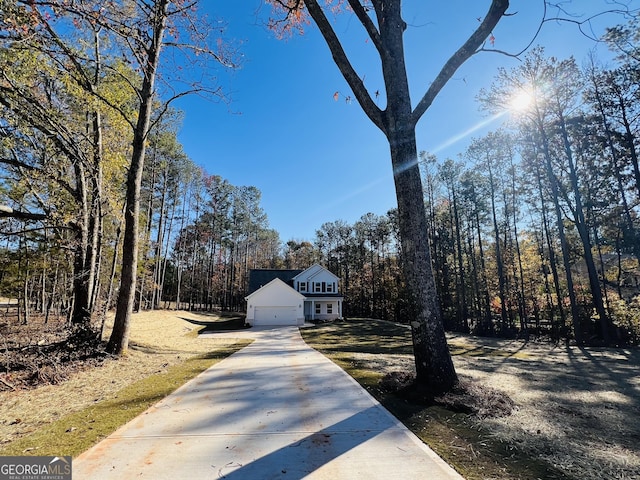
[299,282,307,292]
[326,283,334,293]
[315,303,321,314]
[314,282,322,293]
[327,303,333,314]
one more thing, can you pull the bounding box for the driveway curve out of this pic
[74,326,463,479]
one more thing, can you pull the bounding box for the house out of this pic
[245,264,343,326]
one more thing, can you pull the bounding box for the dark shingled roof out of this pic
[248,269,303,294]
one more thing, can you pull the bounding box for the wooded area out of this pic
[312,39,640,346]
[1,0,640,363]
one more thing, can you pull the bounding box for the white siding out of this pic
[294,264,340,294]
[245,278,305,326]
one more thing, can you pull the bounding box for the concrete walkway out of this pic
[73,327,464,479]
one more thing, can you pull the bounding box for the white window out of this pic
[327,303,333,314]
[315,303,321,314]
[326,282,334,293]
[299,282,307,292]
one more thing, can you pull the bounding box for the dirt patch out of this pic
[0,309,246,448]
[380,372,516,419]
[450,335,640,480]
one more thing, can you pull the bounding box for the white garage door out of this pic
[254,306,297,326]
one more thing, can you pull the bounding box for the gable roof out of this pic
[248,269,302,294]
[293,264,340,282]
[245,277,306,302]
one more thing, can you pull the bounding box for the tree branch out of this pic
[304,0,384,131]
[0,205,47,221]
[162,42,238,68]
[346,0,384,57]
[478,2,639,59]
[412,0,509,124]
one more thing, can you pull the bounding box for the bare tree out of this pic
[266,0,638,389]
[266,0,515,393]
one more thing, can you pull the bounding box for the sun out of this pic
[509,90,533,113]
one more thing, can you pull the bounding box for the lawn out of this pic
[0,310,252,457]
[3,314,638,479]
[300,319,640,480]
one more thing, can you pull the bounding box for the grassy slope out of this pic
[0,345,249,457]
[0,311,251,457]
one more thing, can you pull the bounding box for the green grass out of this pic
[0,341,251,458]
[300,319,571,480]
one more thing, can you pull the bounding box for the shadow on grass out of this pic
[301,319,414,355]
[0,341,251,458]
[300,318,574,480]
[179,316,250,333]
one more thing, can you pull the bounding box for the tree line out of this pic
[0,1,251,350]
[0,108,279,323]
[310,40,640,346]
[2,2,640,354]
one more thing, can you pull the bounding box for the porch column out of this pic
[311,299,315,321]
[338,300,342,319]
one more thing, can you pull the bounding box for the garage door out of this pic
[254,306,297,326]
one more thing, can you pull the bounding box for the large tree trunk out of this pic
[106,111,150,353]
[107,0,170,355]
[390,126,458,392]
[376,1,457,393]
[299,0,509,393]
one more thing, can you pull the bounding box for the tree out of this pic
[466,134,511,333]
[2,0,235,352]
[0,18,120,335]
[267,0,518,392]
[46,0,236,354]
[105,0,172,353]
[583,58,640,264]
[438,159,469,332]
[459,170,494,333]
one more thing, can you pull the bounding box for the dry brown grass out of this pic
[307,322,640,480]
[450,334,640,480]
[0,310,245,448]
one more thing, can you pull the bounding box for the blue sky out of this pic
[174,1,638,242]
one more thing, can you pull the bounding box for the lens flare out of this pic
[510,91,533,112]
[430,111,506,155]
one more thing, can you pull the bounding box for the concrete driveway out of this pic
[73,326,464,479]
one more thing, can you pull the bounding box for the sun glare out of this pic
[430,111,506,155]
[510,91,533,113]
